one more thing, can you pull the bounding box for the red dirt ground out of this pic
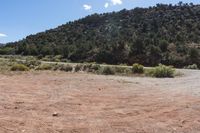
[0,70,200,133]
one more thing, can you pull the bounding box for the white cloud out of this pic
[83,4,92,10]
[104,3,109,8]
[0,33,7,37]
[111,0,123,5]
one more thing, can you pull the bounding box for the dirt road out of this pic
[0,70,200,133]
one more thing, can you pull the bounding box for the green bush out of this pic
[84,64,100,72]
[41,56,49,61]
[51,64,60,71]
[91,64,100,71]
[11,64,30,71]
[132,63,144,74]
[75,64,83,72]
[101,66,115,75]
[41,55,54,62]
[9,56,17,62]
[36,64,52,70]
[82,63,93,71]
[124,68,133,75]
[114,67,126,74]
[53,55,63,62]
[184,64,199,70]
[146,64,175,78]
[24,57,41,68]
[60,64,73,72]
[119,63,127,66]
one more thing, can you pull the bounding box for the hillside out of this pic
[2,3,200,67]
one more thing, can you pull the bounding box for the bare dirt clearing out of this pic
[0,70,200,133]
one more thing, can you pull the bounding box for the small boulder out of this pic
[52,112,59,117]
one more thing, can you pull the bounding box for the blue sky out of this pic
[0,0,199,43]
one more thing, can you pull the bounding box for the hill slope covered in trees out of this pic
[2,3,200,67]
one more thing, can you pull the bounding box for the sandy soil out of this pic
[0,70,200,133]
